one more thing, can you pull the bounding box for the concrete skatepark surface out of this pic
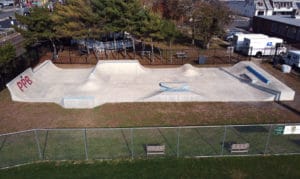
[6,60,295,108]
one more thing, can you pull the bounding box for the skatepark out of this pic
[6,60,295,108]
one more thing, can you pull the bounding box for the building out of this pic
[227,0,300,17]
[253,15,300,43]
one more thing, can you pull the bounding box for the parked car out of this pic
[224,28,247,42]
[0,0,14,8]
[17,4,30,16]
[282,50,300,68]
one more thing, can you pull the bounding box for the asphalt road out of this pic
[0,6,18,20]
[0,19,17,28]
[0,7,19,28]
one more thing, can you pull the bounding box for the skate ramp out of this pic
[6,60,295,108]
[6,60,94,105]
[227,61,295,101]
[92,60,147,76]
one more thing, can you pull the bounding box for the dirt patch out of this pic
[0,93,299,134]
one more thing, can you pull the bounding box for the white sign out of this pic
[227,46,234,54]
[283,125,300,135]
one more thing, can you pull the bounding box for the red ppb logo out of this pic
[17,76,33,92]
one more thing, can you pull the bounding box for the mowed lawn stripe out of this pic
[0,156,300,178]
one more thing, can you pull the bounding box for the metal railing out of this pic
[1,124,300,169]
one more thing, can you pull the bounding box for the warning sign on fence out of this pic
[283,125,300,135]
[227,46,234,54]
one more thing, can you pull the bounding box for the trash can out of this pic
[198,56,206,64]
[282,64,291,73]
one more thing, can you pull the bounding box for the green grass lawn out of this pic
[1,126,300,169]
[0,156,299,179]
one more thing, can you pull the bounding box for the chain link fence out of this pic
[51,42,252,65]
[1,124,300,168]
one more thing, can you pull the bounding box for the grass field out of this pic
[0,156,300,178]
[1,125,300,169]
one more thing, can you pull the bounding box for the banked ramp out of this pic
[6,60,295,108]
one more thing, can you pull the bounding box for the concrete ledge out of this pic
[62,96,95,109]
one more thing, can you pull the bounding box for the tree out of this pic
[0,43,16,65]
[52,0,102,39]
[52,0,104,56]
[15,0,181,61]
[0,43,16,87]
[90,0,175,40]
[192,1,231,47]
[161,0,232,47]
[90,0,143,35]
[160,19,179,43]
[15,7,58,59]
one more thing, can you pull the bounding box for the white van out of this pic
[232,33,268,52]
[241,37,286,57]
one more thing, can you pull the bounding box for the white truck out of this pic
[282,50,300,68]
[232,33,268,52]
[241,37,286,58]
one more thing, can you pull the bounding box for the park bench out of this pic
[141,51,151,57]
[176,52,188,58]
[230,143,250,153]
[146,144,165,156]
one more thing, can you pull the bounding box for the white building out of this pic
[227,0,300,17]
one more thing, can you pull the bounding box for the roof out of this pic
[256,15,300,27]
[289,50,300,55]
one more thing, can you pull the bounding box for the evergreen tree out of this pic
[0,43,16,65]
[91,0,141,35]
[15,7,58,59]
[52,0,102,39]
[91,0,175,41]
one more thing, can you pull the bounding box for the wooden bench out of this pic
[141,51,151,57]
[230,143,250,153]
[146,145,165,156]
[176,52,188,58]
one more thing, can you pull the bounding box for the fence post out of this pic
[34,129,42,160]
[177,127,181,158]
[264,124,273,155]
[250,47,253,61]
[83,128,89,160]
[131,128,134,159]
[221,126,227,155]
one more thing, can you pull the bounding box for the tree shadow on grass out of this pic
[0,136,7,151]
[41,130,49,160]
[234,126,268,133]
[194,128,219,155]
[121,129,132,156]
[158,128,176,155]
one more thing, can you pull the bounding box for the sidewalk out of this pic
[0,7,19,12]
[0,7,19,21]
